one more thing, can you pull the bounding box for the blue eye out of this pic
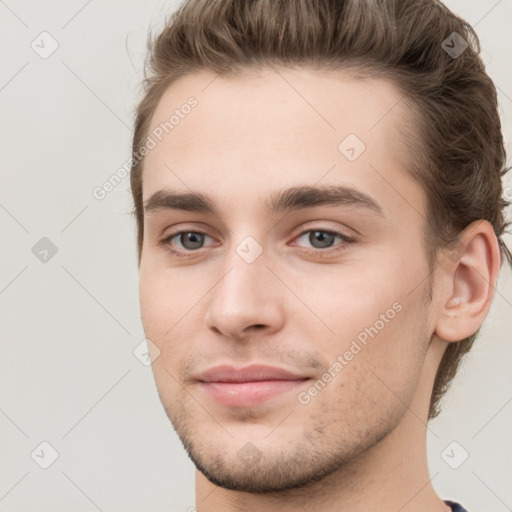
[160,231,214,256]
[159,227,354,258]
[295,229,352,250]
[292,228,354,257]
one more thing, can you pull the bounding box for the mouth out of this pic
[195,364,311,408]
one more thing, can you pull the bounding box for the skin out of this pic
[138,67,500,512]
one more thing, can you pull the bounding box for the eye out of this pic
[159,227,355,258]
[159,230,215,256]
[293,228,354,255]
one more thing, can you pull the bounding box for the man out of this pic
[130,0,510,510]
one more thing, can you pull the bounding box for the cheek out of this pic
[139,264,184,356]
[287,264,400,342]
[139,263,215,378]
[139,267,191,401]
[297,264,428,396]
[344,296,428,412]
[139,262,195,330]
[303,311,427,428]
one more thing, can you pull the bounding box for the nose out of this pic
[204,251,285,341]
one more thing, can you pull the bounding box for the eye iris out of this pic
[309,231,335,249]
[181,232,204,250]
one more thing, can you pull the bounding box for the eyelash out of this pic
[158,227,355,258]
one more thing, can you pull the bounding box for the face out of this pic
[139,67,435,492]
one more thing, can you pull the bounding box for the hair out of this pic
[130,0,511,420]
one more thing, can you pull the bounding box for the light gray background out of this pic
[1,1,511,511]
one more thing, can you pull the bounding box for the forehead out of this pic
[142,67,423,221]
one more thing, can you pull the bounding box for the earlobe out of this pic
[434,220,501,343]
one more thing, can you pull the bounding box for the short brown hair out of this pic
[130,0,511,419]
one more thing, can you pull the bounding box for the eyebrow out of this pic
[143,185,384,217]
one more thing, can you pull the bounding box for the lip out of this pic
[196,364,310,407]
[196,364,307,383]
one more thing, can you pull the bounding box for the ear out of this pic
[434,220,501,342]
